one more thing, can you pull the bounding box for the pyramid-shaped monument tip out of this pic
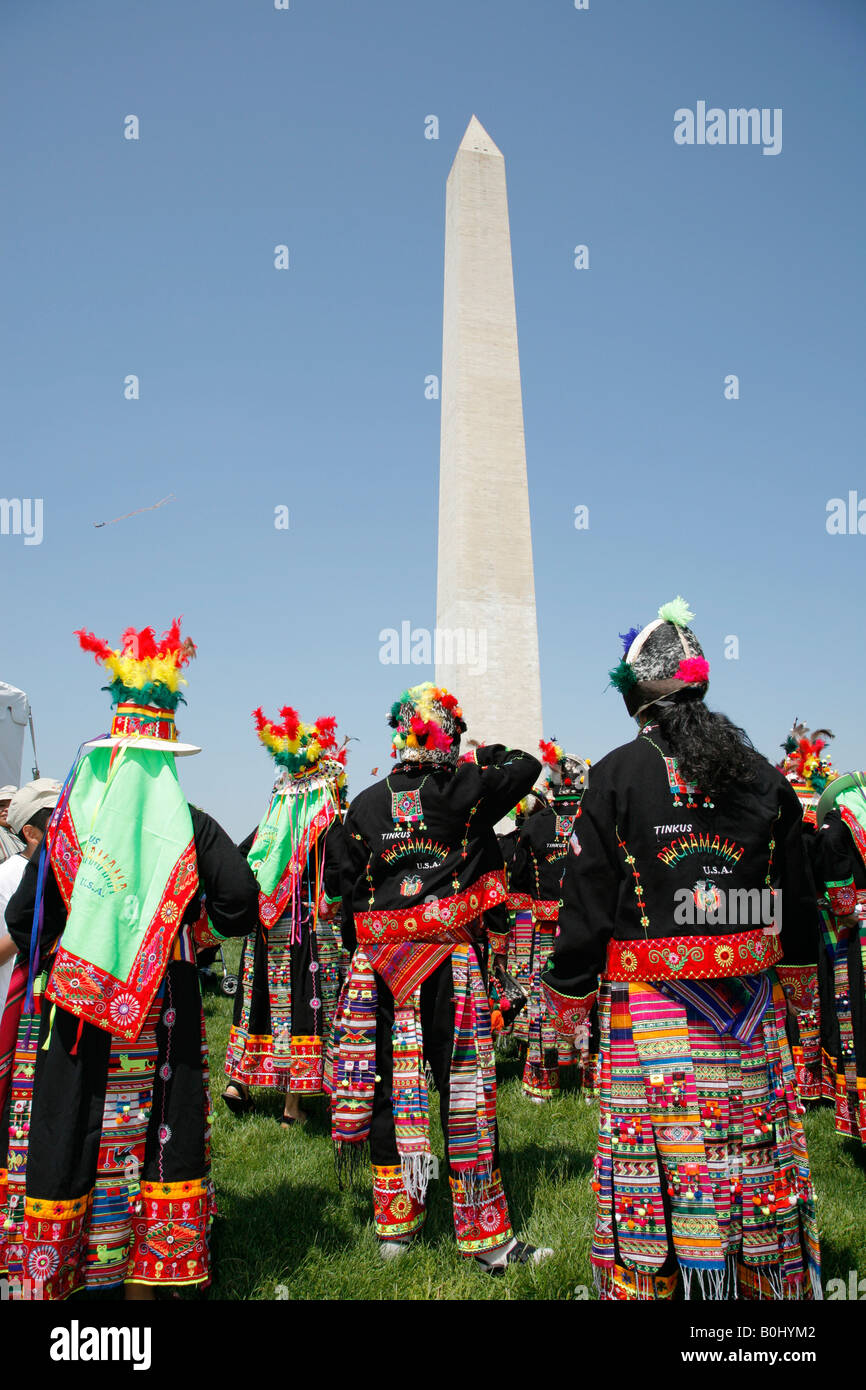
[458,115,503,157]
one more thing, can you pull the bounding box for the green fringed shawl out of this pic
[247,778,338,927]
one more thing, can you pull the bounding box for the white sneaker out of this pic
[379,1238,412,1261]
[528,1245,555,1266]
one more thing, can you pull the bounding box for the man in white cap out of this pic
[0,780,61,1015]
[0,786,23,865]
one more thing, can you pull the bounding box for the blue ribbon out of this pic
[23,735,108,1015]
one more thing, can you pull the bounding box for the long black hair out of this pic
[649,692,765,802]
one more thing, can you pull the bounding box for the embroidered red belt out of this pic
[605,928,784,982]
[509,891,532,912]
[532,899,559,922]
[356,869,506,946]
[775,963,819,1011]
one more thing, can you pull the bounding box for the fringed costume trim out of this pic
[590,974,821,1301]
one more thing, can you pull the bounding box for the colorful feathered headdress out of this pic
[253,706,347,782]
[388,682,467,767]
[778,720,837,805]
[539,739,590,800]
[76,618,196,711]
[608,597,710,718]
[75,618,201,754]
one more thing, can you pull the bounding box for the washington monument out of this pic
[435,115,543,753]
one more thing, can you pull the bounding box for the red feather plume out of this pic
[252,707,268,733]
[278,706,300,742]
[75,629,113,663]
[539,739,559,766]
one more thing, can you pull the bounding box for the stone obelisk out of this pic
[435,116,543,753]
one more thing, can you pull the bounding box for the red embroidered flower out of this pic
[109,993,140,1026]
[27,1245,59,1278]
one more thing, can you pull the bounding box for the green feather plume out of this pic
[608,658,638,694]
[658,596,694,627]
[103,679,187,711]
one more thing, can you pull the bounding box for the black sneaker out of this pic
[477,1240,554,1275]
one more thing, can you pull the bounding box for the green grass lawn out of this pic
[198,942,866,1301]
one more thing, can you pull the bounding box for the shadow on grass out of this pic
[500,1142,594,1231]
[838,1135,866,1174]
[208,1176,369,1297]
[819,1231,864,1284]
[215,1088,333,1138]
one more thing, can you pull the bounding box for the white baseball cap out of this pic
[7,779,62,834]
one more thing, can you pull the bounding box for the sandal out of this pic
[221,1084,255,1116]
[278,1111,307,1128]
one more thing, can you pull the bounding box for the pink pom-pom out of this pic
[426,724,452,752]
[675,657,709,684]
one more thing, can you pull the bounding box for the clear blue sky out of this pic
[2,0,864,838]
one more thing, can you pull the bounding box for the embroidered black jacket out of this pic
[511,802,581,911]
[497,828,520,877]
[338,745,541,952]
[542,724,819,1006]
[813,807,866,912]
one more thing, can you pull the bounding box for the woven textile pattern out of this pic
[226,912,346,1093]
[592,976,821,1300]
[6,985,214,1298]
[0,992,42,1290]
[508,908,534,1046]
[523,919,575,1099]
[449,944,497,1183]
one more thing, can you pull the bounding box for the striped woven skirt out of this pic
[225,912,347,1094]
[818,908,866,1142]
[522,920,576,1099]
[592,973,821,1300]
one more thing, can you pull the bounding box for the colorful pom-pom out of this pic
[619,626,642,656]
[675,657,710,684]
[608,658,638,694]
[426,724,452,753]
[658,596,695,627]
[388,683,462,759]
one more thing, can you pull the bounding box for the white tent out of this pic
[0,682,30,788]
